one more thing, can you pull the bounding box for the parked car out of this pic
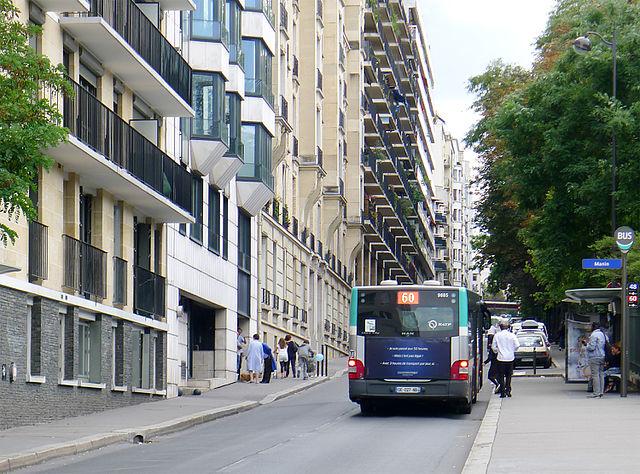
[518,320,549,339]
[516,328,550,346]
[515,333,552,368]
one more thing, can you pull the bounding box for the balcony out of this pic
[339,110,345,130]
[63,235,107,300]
[237,128,274,216]
[245,0,275,27]
[292,136,299,157]
[279,3,288,31]
[279,95,289,123]
[292,56,299,81]
[33,0,89,13]
[316,69,323,92]
[134,265,165,320]
[246,78,275,109]
[28,221,48,281]
[317,0,322,19]
[48,79,193,223]
[60,0,192,117]
[113,256,127,306]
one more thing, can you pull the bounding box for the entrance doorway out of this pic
[188,300,216,380]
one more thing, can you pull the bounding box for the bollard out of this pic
[533,347,537,375]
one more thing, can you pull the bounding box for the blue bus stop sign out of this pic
[582,259,623,269]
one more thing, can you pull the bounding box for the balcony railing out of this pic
[134,265,165,319]
[339,43,345,66]
[245,0,275,27]
[63,235,107,300]
[80,0,191,103]
[317,146,323,168]
[317,0,322,18]
[245,78,275,108]
[62,79,192,213]
[28,221,48,281]
[113,256,127,306]
[339,110,345,129]
[292,216,299,238]
[292,136,299,157]
[279,95,289,122]
[292,56,299,78]
[301,309,308,323]
[280,3,288,30]
[316,68,323,91]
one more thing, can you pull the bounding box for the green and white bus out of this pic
[348,281,486,415]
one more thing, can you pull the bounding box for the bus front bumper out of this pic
[349,379,470,403]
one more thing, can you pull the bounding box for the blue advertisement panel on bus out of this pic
[364,337,451,379]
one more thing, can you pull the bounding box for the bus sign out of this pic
[397,291,419,305]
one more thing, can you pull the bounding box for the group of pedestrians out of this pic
[236,329,316,383]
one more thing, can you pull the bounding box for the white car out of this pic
[519,320,548,339]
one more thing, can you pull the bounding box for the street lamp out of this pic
[573,30,618,233]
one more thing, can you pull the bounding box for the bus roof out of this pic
[353,284,464,292]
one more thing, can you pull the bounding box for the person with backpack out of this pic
[276,338,289,378]
[285,334,298,378]
[584,322,608,398]
[297,340,313,380]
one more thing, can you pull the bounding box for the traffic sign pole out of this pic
[622,253,628,397]
[615,226,634,398]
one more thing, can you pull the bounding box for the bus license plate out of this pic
[396,386,421,394]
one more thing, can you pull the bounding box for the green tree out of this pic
[469,0,640,305]
[0,0,70,244]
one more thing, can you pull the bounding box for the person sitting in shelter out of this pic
[604,342,621,393]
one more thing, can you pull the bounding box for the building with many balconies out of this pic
[0,0,195,428]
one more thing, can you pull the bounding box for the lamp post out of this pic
[573,30,618,234]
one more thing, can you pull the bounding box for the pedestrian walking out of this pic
[584,322,608,398]
[297,340,312,380]
[245,334,264,384]
[236,328,246,380]
[492,320,520,398]
[285,334,298,378]
[276,338,288,378]
[261,342,276,383]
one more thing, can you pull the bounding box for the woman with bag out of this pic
[276,338,288,378]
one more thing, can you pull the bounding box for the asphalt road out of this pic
[23,376,489,474]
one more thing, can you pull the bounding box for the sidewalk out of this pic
[464,356,640,473]
[0,357,347,471]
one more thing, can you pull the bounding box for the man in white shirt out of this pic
[492,320,521,398]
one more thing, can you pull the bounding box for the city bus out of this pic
[348,281,486,415]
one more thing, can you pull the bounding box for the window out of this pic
[60,311,75,381]
[190,175,203,244]
[239,123,273,188]
[226,0,242,65]
[222,194,229,259]
[192,0,227,43]
[26,300,43,380]
[237,212,251,316]
[78,318,101,383]
[242,38,273,107]
[132,328,151,389]
[113,321,125,387]
[208,186,221,254]
[192,72,228,143]
[225,93,242,157]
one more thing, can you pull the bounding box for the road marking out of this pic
[461,395,502,474]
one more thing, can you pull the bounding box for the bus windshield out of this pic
[356,288,459,338]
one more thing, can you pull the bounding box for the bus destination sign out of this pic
[397,291,419,305]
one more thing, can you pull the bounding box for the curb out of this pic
[0,369,346,471]
[461,395,502,474]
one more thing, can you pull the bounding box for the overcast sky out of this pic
[419,0,557,148]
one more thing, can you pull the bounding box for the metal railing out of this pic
[63,235,107,300]
[292,136,299,157]
[113,256,127,305]
[245,0,275,27]
[134,265,165,319]
[339,110,345,129]
[245,78,275,108]
[292,56,299,78]
[317,0,322,18]
[301,309,308,323]
[28,221,48,281]
[279,95,289,122]
[317,146,323,168]
[316,68,323,91]
[78,0,191,103]
[62,79,192,213]
[292,216,299,239]
[339,43,345,66]
[279,2,288,30]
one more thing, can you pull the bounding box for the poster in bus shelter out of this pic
[566,319,592,383]
[365,337,450,380]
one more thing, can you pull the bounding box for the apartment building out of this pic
[356,0,433,287]
[165,0,276,395]
[0,0,194,427]
[256,0,350,358]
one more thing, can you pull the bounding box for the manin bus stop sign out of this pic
[615,226,635,253]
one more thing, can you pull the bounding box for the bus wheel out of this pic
[360,400,375,416]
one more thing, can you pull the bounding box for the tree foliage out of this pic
[0,0,70,244]
[468,0,640,306]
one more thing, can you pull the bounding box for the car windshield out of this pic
[518,335,544,347]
